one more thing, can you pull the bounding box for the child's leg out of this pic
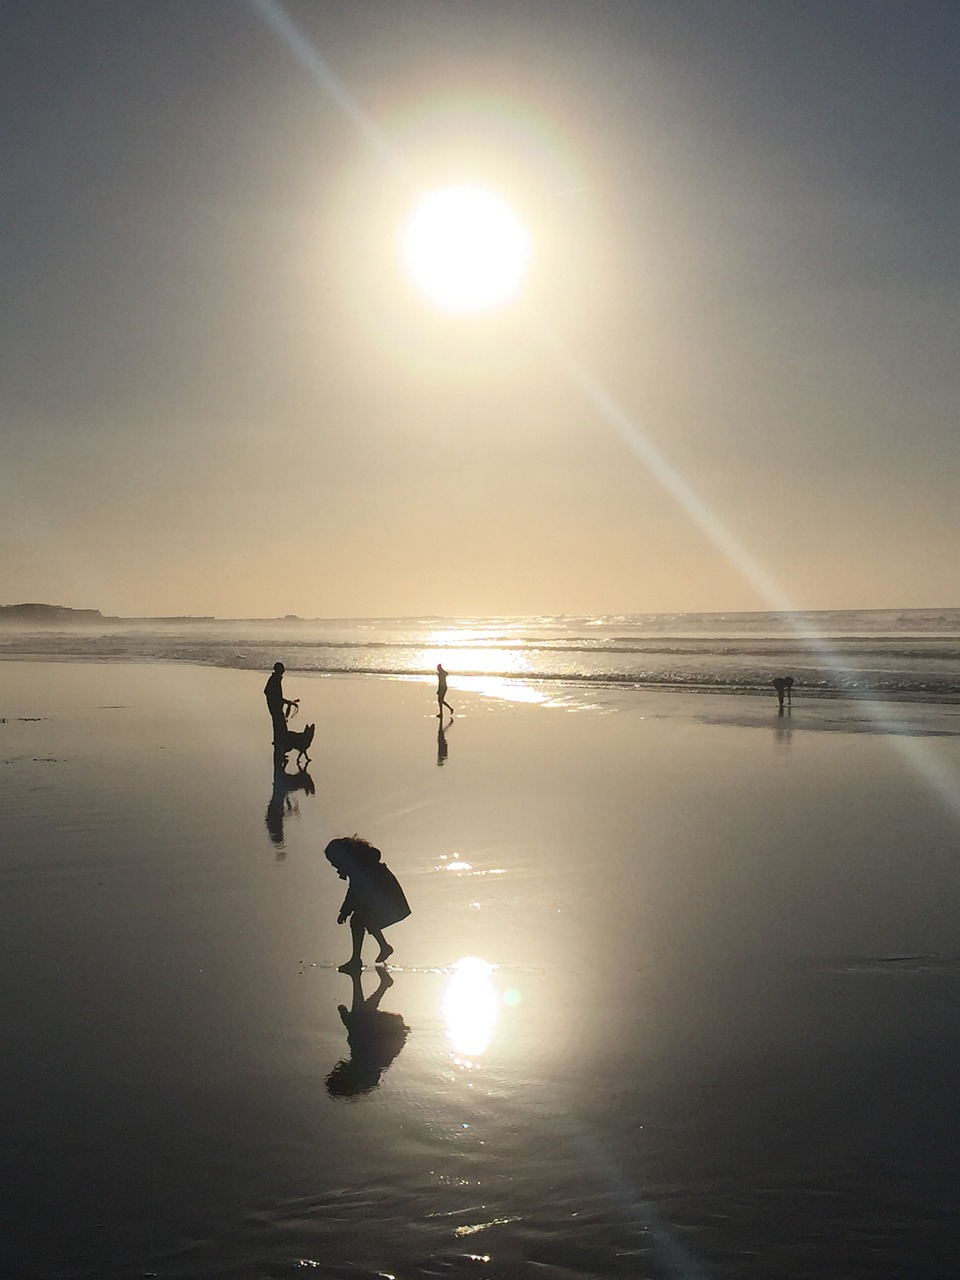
[370,926,393,963]
[337,916,365,971]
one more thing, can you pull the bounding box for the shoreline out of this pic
[3,654,960,734]
[3,608,960,708]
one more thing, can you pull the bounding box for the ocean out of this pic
[3,607,960,702]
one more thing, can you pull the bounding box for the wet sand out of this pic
[3,661,960,1278]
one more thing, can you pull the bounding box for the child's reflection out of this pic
[325,968,409,1099]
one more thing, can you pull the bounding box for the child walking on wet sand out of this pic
[325,836,411,972]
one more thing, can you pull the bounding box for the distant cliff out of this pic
[0,604,299,625]
[0,603,110,625]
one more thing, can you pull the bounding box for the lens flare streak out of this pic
[253,0,960,832]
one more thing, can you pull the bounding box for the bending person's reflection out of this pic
[325,968,409,1099]
[265,756,315,846]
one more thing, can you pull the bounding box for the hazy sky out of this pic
[3,0,959,618]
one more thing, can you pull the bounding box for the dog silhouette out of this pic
[278,722,315,766]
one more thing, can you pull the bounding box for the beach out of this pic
[3,659,960,1278]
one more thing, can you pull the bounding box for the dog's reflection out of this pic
[325,967,409,1099]
[265,755,315,848]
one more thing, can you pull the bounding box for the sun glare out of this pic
[444,957,498,1059]
[400,185,531,313]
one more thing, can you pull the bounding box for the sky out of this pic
[3,0,959,619]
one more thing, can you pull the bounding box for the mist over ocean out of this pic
[3,608,960,702]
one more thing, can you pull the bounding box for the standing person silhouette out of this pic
[264,662,299,746]
[436,663,454,717]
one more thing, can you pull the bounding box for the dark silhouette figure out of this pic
[264,662,299,746]
[325,967,409,1098]
[772,676,794,716]
[325,835,411,972]
[276,721,315,768]
[437,716,451,766]
[265,757,315,847]
[436,663,454,717]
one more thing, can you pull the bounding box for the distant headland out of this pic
[0,603,305,626]
[0,603,218,625]
[0,603,112,625]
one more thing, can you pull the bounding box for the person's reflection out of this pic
[325,967,409,1099]
[437,714,452,766]
[265,754,315,848]
[774,713,793,745]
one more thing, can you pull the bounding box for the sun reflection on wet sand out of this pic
[436,854,507,877]
[453,676,549,704]
[443,957,499,1061]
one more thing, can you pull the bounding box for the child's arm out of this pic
[337,886,353,924]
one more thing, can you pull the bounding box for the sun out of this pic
[400,185,531,314]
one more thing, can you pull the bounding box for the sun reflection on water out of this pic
[418,641,523,676]
[416,636,549,704]
[443,957,499,1061]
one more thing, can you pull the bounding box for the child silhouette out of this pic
[325,835,411,972]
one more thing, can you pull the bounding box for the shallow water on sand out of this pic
[3,663,960,1277]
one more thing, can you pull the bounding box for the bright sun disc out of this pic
[400,185,531,313]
